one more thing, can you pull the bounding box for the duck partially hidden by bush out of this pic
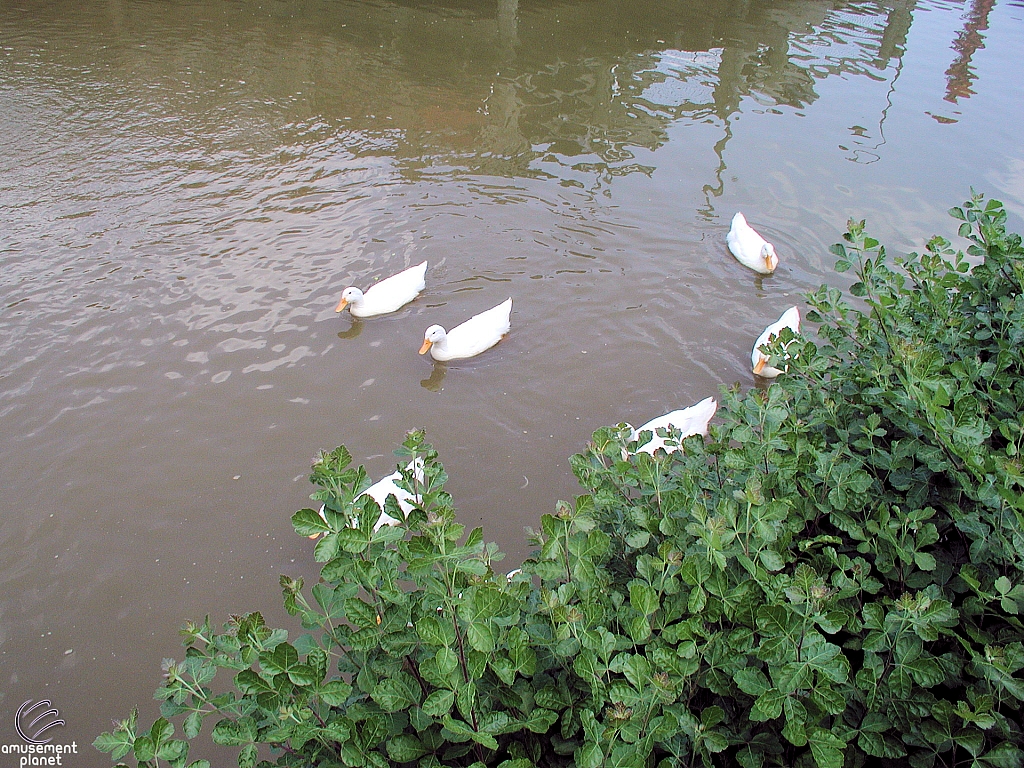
[752,305,800,377]
[625,396,718,456]
[308,458,423,538]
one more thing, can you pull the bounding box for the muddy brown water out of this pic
[1,0,1023,755]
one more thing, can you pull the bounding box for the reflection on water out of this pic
[1,0,1022,751]
[421,364,448,393]
[337,319,365,340]
[944,0,995,103]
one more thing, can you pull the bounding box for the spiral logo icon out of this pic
[15,700,65,744]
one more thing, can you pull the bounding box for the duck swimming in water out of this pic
[419,298,512,361]
[335,261,427,317]
[728,213,779,274]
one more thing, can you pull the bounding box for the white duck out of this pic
[627,397,718,455]
[309,459,423,538]
[752,306,801,378]
[728,213,779,274]
[419,298,512,361]
[335,261,427,317]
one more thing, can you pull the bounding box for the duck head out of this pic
[753,352,769,375]
[419,325,447,355]
[761,243,779,273]
[335,287,363,313]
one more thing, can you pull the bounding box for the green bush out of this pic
[96,194,1024,768]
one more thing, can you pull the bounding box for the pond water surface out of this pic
[2,0,1023,753]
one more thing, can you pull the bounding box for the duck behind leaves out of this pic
[752,306,800,378]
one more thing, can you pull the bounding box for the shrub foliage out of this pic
[97,195,1024,768]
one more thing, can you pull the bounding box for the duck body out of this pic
[628,396,718,455]
[728,213,779,274]
[419,297,512,361]
[359,458,424,529]
[336,260,427,317]
[310,459,423,538]
[752,306,801,378]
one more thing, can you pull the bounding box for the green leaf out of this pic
[435,646,459,676]
[955,729,984,757]
[235,669,274,696]
[238,743,258,768]
[751,688,785,721]
[688,585,707,613]
[317,679,353,706]
[341,741,367,766]
[93,731,135,761]
[416,615,455,647]
[441,714,475,741]
[372,676,417,712]
[782,717,807,747]
[467,621,497,653]
[150,718,174,748]
[903,656,945,687]
[480,711,515,734]
[422,689,455,717]
[183,711,204,739]
[808,728,846,768]
[157,738,188,763]
[859,731,906,759]
[759,549,785,571]
[313,532,341,562]
[576,742,604,768]
[810,684,846,715]
[337,526,369,553]
[629,582,659,616]
[914,551,937,571]
[524,708,558,734]
[979,743,1024,768]
[292,507,331,537]
[345,598,380,629]
[470,730,500,750]
[211,717,257,747]
[259,642,317,686]
[133,735,155,762]
[734,668,770,696]
[287,663,316,686]
[386,734,428,762]
[623,654,651,689]
[457,681,477,721]
[629,615,651,643]
[703,729,729,753]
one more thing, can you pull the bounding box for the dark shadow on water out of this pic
[337,319,364,339]
[752,273,775,294]
[420,364,447,392]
